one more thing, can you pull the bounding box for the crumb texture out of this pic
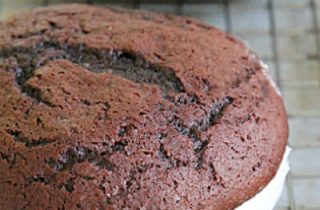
[0,4,288,210]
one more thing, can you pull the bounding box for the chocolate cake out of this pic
[0,4,288,210]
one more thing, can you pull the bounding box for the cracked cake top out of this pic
[0,4,288,210]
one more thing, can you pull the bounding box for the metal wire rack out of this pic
[1,0,320,209]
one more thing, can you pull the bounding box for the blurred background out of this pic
[0,0,319,209]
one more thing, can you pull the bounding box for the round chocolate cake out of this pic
[0,4,288,210]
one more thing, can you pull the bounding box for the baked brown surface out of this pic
[0,4,288,210]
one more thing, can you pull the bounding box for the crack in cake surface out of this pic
[0,41,185,104]
[5,129,56,148]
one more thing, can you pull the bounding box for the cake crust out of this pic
[0,4,288,210]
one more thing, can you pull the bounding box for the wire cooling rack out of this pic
[1,0,320,209]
